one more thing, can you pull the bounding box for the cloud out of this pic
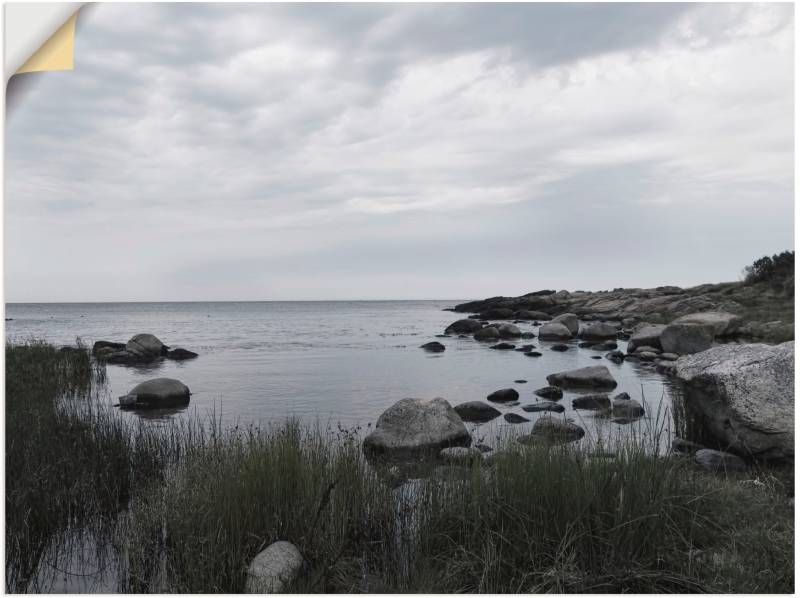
[5,3,794,301]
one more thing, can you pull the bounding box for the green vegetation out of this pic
[6,342,794,593]
[743,250,794,290]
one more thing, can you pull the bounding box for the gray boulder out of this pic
[693,449,747,472]
[547,365,617,389]
[490,342,515,350]
[551,313,579,336]
[363,398,471,457]
[612,397,644,419]
[454,401,501,423]
[519,416,585,445]
[245,541,304,593]
[674,342,794,460]
[626,324,666,353]
[522,401,565,413]
[474,327,500,341]
[538,322,572,340]
[579,322,619,341]
[119,378,191,409]
[497,323,522,339]
[445,319,483,334]
[672,311,742,337]
[572,394,610,410]
[125,333,166,359]
[660,323,714,355]
[534,386,563,400]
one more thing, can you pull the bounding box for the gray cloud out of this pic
[5,3,794,301]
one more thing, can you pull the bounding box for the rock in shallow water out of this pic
[420,341,445,352]
[547,366,617,389]
[572,394,610,410]
[474,327,500,341]
[490,342,515,350]
[166,347,198,360]
[534,386,563,400]
[504,413,530,424]
[487,388,519,403]
[519,416,585,445]
[522,401,564,413]
[120,378,191,409]
[453,401,501,423]
[445,319,483,334]
[363,398,471,458]
[538,322,573,341]
[550,313,579,336]
[126,333,167,359]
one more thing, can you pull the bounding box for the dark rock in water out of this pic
[612,392,631,401]
[590,355,602,359]
[590,341,617,351]
[480,307,514,320]
[547,366,617,389]
[520,332,536,339]
[515,344,535,352]
[634,345,661,354]
[454,401,502,423]
[420,341,446,353]
[612,397,644,419]
[550,313,579,336]
[435,334,448,338]
[578,341,596,349]
[637,351,659,362]
[514,310,550,321]
[363,397,471,458]
[514,379,527,384]
[672,437,705,454]
[694,449,747,472]
[522,401,565,413]
[487,388,520,403]
[617,332,631,341]
[126,333,168,359]
[572,394,611,410]
[606,350,625,364]
[474,327,500,341]
[520,416,584,445]
[167,348,198,360]
[490,342,515,350]
[445,319,483,334]
[119,378,191,409]
[524,351,543,357]
[578,322,619,341]
[93,340,126,353]
[534,386,563,400]
[497,323,522,338]
[458,334,469,339]
[550,344,570,352]
[504,413,530,424]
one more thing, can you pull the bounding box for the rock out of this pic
[439,446,483,465]
[524,351,543,357]
[659,352,678,361]
[671,438,705,454]
[120,378,191,409]
[490,342,516,350]
[497,323,522,339]
[487,388,519,403]
[672,311,742,337]
[578,341,597,348]
[547,366,617,389]
[92,340,125,353]
[637,351,659,362]
[445,319,483,334]
[515,310,550,321]
[520,332,536,339]
[606,350,625,364]
[660,323,714,355]
[480,307,514,320]
[634,345,661,354]
[626,324,667,352]
[572,394,611,410]
[514,379,527,383]
[612,397,644,418]
[550,344,570,352]
[538,322,573,340]
[520,416,585,445]
[245,541,304,593]
[166,348,198,360]
[578,322,619,341]
[474,327,500,341]
[454,401,502,423]
[551,313,579,336]
[420,341,445,353]
[515,344,535,352]
[612,392,631,401]
[590,341,618,351]
[125,333,167,359]
[693,449,747,472]
[590,355,602,359]
[363,398,471,457]
[534,386,563,400]
[504,413,530,424]
[522,401,565,413]
[674,342,794,460]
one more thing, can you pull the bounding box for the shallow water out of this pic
[6,301,682,449]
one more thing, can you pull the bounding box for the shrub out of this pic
[743,251,794,291]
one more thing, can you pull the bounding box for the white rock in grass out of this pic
[245,541,304,593]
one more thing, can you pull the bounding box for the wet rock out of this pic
[524,351,543,357]
[578,341,597,348]
[551,313,579,336]
[634,345,661,354]
[694,449,747,472]
[590,341,618,351]
[504,413,530,424]
[245,541,304,593]
[547,366,617,389]
[538,322,573,340]
[578,322,619,341]
[519,416,585,445]
[550,343,570,352]
[420,341,445,353]
[522,401,565,413]
[487,388,519,403]
[674,342,794,460]
[590,355,601,359]
[490,342,516,350]
[520,332,536,339]
[474,327,500,341]
[166,348,198,360]
[612,397,644,418]
[534,386,563,400]
[514,379,527,383]
[572,394,611,410]
[126,333,167,359]
[497,323,522,339]
[606,350,625,364]
[660,323,714,355]
[454,401,502,423]
[515,344,535,352]
[92,340,125,353]
[637,351,659,362]
[659,352,679,361]
[363,398,471,457]
[119,378,191,409]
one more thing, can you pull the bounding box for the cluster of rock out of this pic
[93,333,198,365]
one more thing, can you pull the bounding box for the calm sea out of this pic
[5,301,680,447]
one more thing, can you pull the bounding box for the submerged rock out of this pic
[524,351,543,357]
[674,342,794,461]
[454,401,501,423]
[119,378,191,409]
[611,396,644,419]
[420,341,446,353]
[490,342,516,350]
[550,343,570,352]
[547,366,617,389]
[245,541,304,593]
[363,398,471,458]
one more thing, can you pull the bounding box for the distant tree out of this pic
[743,250,794,292]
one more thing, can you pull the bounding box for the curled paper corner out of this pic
[15,11,79,75]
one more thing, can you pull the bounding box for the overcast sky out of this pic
[6,3,794,302]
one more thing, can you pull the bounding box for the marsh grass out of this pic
[6,341,794,593]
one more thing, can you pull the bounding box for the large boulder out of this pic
[497,323,522,339]
[363,398,471,458]
[538,322,572,340]
[125,333,167,359]
[550,313,579,336]
[445,319,483,334]
[626,324,666,353]
[672,311,742,337]
[119,378,191,409]
[578,322,619,341]
[674,342,794,461]
[660,323,714,355]
[454,401,501,423]
[244,541,304,593]
[546,366,617,389]
[474,327,500,341]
